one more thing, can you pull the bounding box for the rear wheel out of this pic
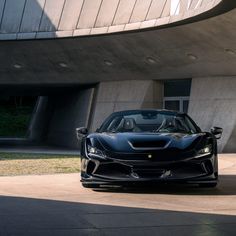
[199,182,217,188]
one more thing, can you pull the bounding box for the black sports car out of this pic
[76,110,223,188]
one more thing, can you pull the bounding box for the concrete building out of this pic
[0,0,236,152]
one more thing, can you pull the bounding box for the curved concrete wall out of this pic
[0,0,221,40]
[0,5,236,85]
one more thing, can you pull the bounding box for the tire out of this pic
[82,183,100,188]
[199,182,217,188]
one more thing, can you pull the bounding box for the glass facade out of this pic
[163,79,191,113]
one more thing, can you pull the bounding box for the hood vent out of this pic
[130,140,168,149]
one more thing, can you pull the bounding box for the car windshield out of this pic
[99,111,198,134]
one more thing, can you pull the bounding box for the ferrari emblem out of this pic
[148,154,152,159]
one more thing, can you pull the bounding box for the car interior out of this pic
[105,115,194,133]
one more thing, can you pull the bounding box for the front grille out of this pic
[108,149,195,161]
[91,160,208,180]
[132,166,166,178]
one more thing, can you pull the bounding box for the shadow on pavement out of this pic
[0,195,235,236]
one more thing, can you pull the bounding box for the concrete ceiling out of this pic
[0,0,236,87]
[0,0,221,40]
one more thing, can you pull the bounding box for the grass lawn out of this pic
[0,153,81,176]
[0,107,32,137]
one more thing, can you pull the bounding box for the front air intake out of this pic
[130,140,167,149]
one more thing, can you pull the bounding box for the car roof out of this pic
[111,109,185,116]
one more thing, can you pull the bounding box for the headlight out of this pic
[87,145,107,159]
[195,144,212,158]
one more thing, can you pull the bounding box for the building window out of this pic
[163,79,191,113]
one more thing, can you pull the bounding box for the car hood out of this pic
[92,132,206,153]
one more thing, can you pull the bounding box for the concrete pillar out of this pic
[188,76,236,152]
[28,96,52,143]
[28,87,95,149]
[46,88,94,148]
[90,80,163,131]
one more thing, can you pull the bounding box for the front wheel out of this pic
[199,182,217,188]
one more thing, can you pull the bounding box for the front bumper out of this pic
[81,154,218,186]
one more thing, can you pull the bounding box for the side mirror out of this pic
[211,127,223,139]
[76,127,88,137]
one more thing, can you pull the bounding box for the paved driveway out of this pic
[0,154,235,235]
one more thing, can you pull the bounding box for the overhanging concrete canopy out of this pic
[0,1,236,87]
[0,0,224,40]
